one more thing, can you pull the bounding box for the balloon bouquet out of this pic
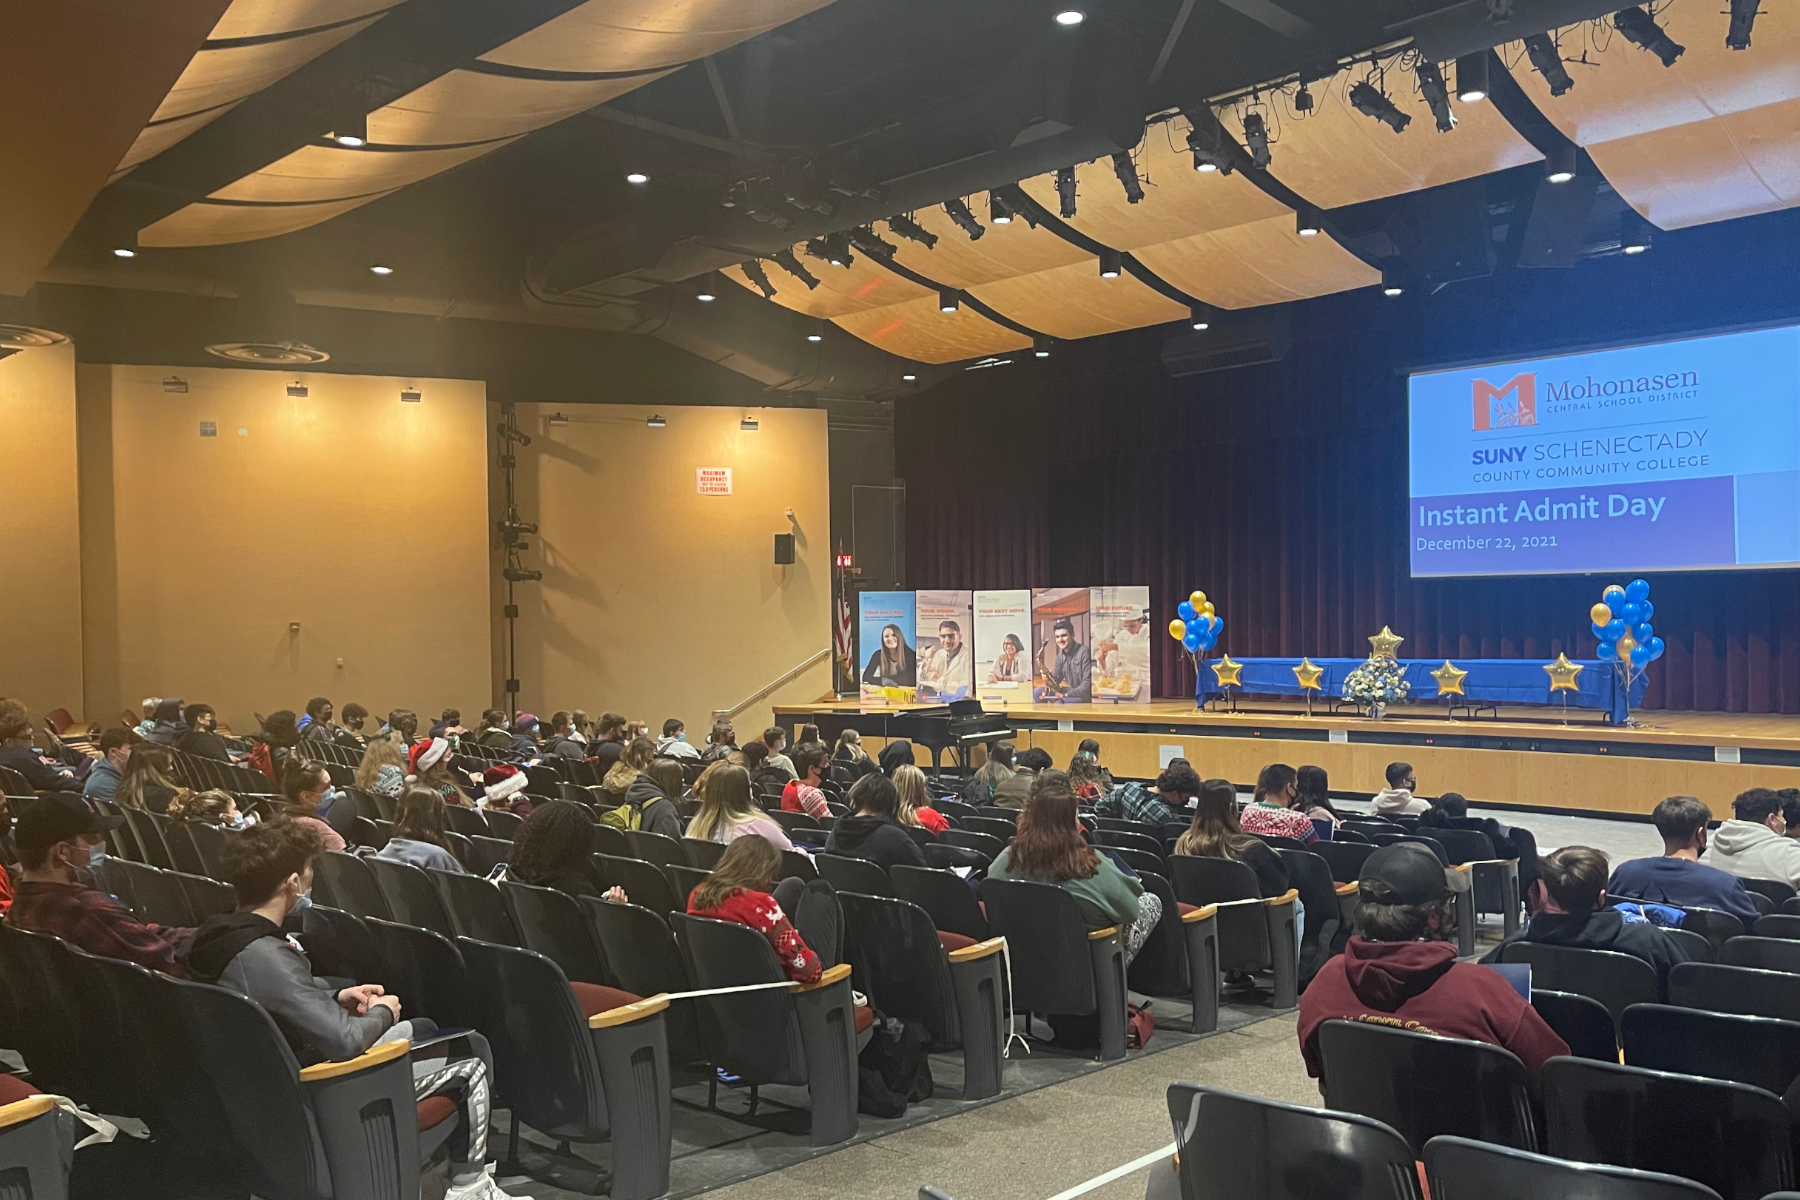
[1169,590,1223,704]
[1590,577,1664,724]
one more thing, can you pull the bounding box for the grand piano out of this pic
[806,699,1016,776]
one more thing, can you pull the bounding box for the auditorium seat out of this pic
[0,1093,68,1200]
[1741,877,1798,909]
[1664,927,1716,962]
[891,864,989,941]
[468,835,512,874]
[1315,841,1377,884]
[1753,913,1800,940]
[1542,1056,1794,1200]
[672,913,861,1144]
[365,857,456,937]
[772,810,820,835]
[1676,907,1747,950]
[1720,935,1800,973]
[838,891,1008,1099]
[589,822,631,857]
[963,816,1018,840]
[456,937,673,1200]
[1333,826,1372,844]
[2,927,131,1113]
[123,808,174,870]
[175,871,237,923]
[980,877,1130,1060]
[483,808,524,840]
[665,863,710,906]
[1430,827,1522,935]
[816,853,894,897]
[1668,962,1800,1022]
[923,841,989,872]
[1091,829,1165,860]
[623,829,686,871]
[431,867,519,944]
[940,829,1006,861]
[1371,832,1448,865]
[1621,1003,1800,1095]
[593,853,681,917]
[500,880,612,986]
[1275,848,1348,976]
[365,916,475,1031]
[311,850,392,921]
[1424,1134,1724,1200]
[582,897,704,1067]
[1168,856,1300,1009]
[1317,1021,1538,1155]
[1247,832,1308,854]
[1499,943,1656,1029]
[1531,989,1618,1062]
[347,815,385,851]
[109,858,196,926]
[444,805,489,838]
[683,837,727,869]
[300,905,386,984]
[780,849,820,881]
[1125,871,1221,1036]
[1165,1083,1422,1200]
[162,821,209,877]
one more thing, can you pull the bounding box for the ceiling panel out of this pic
[139,191,395,246]
[971,263,1187,340]
[367,68,672,147]
[830,295,1030,363]
[113,103,244,178]
[1507,2,1800,228]
[1133,214,1380,308]
[721,253,931,319]
[1220,75,1542,208]
[210,0,401,39]
[887,198,1089,286]
[209,139,514,202]
[482,0,837,73]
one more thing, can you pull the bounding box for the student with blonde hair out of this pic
[892,764,949,834]
[686,764,794,849]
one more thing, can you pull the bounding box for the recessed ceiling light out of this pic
[1055,9,1085,25]
[333,113,368,148]
[647,414,666,428]
[807,333,823,342]
[902,374,917,381]
[369,264,392,275]
[286,382,309,398]
[740,415,759,431]
[548,412,570,427]
[696,290,716,302]
[626,172,649,184]
[113,247,136,259]
[334,132,365,148]
[400,388,421,403]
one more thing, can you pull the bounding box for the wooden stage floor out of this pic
[776,697,1800,819]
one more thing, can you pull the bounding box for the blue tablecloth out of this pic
[1196,657,1648,724]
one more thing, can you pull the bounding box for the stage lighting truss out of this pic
[770,249,820,289]
[1111,151,1145,203]
[944,197,986,240]
[1350,81,1412,134]
[1523,31,1574,95]
[1055,166,1078,217]
[1613,5,1685,66]
[804,232,856,268]
[1416,61,1457,132]
[1241,111,1272,169]
[886,213,939,249]
[848,225,898,258]
[1728,0,1761,48]
[740,259,777,298]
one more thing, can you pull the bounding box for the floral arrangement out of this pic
[1342,654,1410,708]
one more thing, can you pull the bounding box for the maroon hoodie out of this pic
[1297,937,1568,1078]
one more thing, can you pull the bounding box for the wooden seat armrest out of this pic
[299,1038,410,1082]
[1087,925,1121,940]
[590,993,671,1029]
[1265,889,1300,907]
[1334,882,1358,896]
[791,962,852,993]
[0,1095,57,1129]
[946,937,1006,963]
[1463,858,1515,867]
[1448,863,1474,874]
[1179,904,1218,924]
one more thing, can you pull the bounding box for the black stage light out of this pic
[770,249,820,289]
[1417,61,1456,132]
[849,225,898,257]
[1056,166,1078,217]
[1189,302,1212,331]
[944,197,986,240]
[1621,209,1653,255]
[887,214,939,249]
[740,259,776,298]
[1185,119,1234,174]
[503,567,543,582]
[1380,257,1408,297]
[1098,248,1122,278]
[989,192,1013,225]
[1613,6,1685,66]
[1524,32,1574,95]
[1727,0,1761,48]
[1111,151,1144,203]
[1455,53,1490,102]
[1350,82,1412,134]
[499,519,538,536]
[1295,204,1322,237]
[496,423,532,447]
[1033,335,1052,358]
[1242,112,1271,169]
[938,288,961,313]
[1544,142,1577,183]
[1293,83,1314,113]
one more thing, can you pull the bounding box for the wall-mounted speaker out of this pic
[774,533,796,565]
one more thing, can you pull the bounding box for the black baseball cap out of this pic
[15,795,124,851]
[1359,843,1449,905]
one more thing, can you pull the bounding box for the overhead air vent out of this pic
[1161,310,1291,377]
[204,340,331,364]
[0,323,71,349]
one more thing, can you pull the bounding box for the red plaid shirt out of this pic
[8,881,192,976]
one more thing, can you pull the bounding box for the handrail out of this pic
[713,648,831,721]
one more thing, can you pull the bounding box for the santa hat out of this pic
[406,737,450,780]
[481,763,529,805]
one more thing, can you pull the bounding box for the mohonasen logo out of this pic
[1472,373,1536,431]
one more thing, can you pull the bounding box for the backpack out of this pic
[598,799,643,831]
[856,1013,934,1117]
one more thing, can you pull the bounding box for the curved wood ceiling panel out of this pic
[211,0,401,39]
[971,263,1186,340]
[139,191,394,246]
[209,139,514,202]
[721,253,931,319]
[1224,76,1541,208]
[831,295,1030,364]
[1507,2,1800,228]
[483,0,836,73]
[114,103,244,176]
[1134,214,1380,308]
[153,19,381,122]
[887,197,1089,286]
[368,70,670,147]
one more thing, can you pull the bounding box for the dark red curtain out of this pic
[896,205,1800,712]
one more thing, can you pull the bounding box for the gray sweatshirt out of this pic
[214,932,393,1065]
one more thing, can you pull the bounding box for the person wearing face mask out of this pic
[183,819,522,1200]
[656,717,700,761]
[10,794,195,974]
[1606,795,1761,923]
[279,759,348,851]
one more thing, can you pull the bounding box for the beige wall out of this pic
[76,365,492,732]
[504,403,831,742]
[0,343,84,719]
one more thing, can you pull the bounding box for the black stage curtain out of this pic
[896,204,1800,713]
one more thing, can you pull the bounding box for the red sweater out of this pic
[914,806,950,834]
[1297,937,1567,1078]
[780,780,830,820]
[689,887,821,984]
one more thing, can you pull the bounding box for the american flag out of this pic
[833,590,854,688]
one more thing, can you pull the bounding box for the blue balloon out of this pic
[1591,621,1609,640]
[1640,600,1654,622]
[1630,644,1651,666]
[1183,631,1201,652]
[1633,622,1653,643]
[1596,641,1616,660]
[1626,578,1651,603]
[1619,602,1643,625]
[1211,615,1224,636]
[1648,636,1666,660]
[1177,601,1197,622]
[1603,618,1627,640]
[1603,585,1627,607]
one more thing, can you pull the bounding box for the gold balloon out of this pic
[1590,603,1612,625]
[1190,590,1207,609]
[1168,619,1187,640]
[1616,634,1637,657]
[1202,601,1215,615]
[1544,653,1584,692]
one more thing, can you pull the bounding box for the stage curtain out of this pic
[895,206,1800,714]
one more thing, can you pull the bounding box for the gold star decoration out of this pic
[1211,654,1243,688]
[1544,653,1584,693]
[1431,660,1469,697]
[1293,657,1324,691]
[1368,625,1405,659]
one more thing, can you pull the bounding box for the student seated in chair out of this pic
[183,818,520,1200]
[781,741,834,822]
[1299,843,1567,1081]
[82,726,137,804]
[1606,795,1759,925]
[1094,761,1199,826]
[687,835,825,983]
[1482,845,1690,997]
[374,786,464,874]
[1370,761,1429,816]
[1701,787,1800,890]
[824,773,928,873]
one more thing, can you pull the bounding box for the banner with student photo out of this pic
[1090,586,1152,702]
[1032,588,1093,703]
[858,591,918,706]
[974,589,1032,706]
[914,590,974,703]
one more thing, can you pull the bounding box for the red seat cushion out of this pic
[0,1074,42,1106]
[937,930,977,953]
[1177,902,1199,916]
[854,1004,875,1035]
[416,1094,457,1131]
[570,981,643,1019]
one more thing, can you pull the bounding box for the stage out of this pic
[774,697,1800,819]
